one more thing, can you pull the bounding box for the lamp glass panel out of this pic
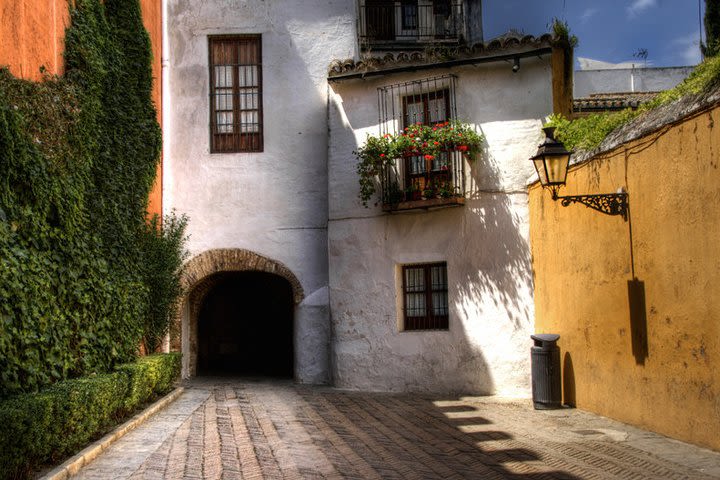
[533,158,549,185]
[545,154,570,185]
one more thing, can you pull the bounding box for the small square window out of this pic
[402,262,448,330]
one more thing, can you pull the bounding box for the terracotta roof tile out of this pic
[328,32,556,79]
[573,92,659,112]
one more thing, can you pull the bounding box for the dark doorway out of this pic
[197,271,294,377]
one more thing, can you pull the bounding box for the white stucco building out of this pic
[164,0,572,395]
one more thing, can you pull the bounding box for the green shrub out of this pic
[0,353,181,480]
[139,213,189,353]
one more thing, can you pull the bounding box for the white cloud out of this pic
[672,33,702,65]
[580,8,598,24]
[627,0,658,17]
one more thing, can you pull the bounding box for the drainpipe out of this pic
[161,0,171,354]
[161,0,171,220]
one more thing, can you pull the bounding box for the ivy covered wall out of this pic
[0,0,185,397]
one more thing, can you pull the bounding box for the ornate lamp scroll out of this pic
[532,127,629,221]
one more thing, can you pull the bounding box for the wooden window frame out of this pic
[402,89,452,193]
[209,35,263,153]
[402,262,449,331]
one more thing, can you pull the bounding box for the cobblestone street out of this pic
[71,378,720,479]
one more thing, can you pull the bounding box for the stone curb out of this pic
[40,386,185,480]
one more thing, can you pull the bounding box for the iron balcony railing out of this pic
[381,151,466,210]
[359,1,465,47]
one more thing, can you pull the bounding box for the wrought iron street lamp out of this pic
[531,126,629,220]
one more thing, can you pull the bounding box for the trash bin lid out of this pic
[531,333,560,347]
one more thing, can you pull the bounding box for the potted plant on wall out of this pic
[354,121,483,207]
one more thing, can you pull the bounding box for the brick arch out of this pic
[176,249,304,377]
[182,248,304,304]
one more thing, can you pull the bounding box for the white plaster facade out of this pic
[327,61,551,396]
[574,66,694,98]
[165,0,555,395]
[164,0,356,383]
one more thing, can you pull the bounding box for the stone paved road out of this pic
[72,378,720,480]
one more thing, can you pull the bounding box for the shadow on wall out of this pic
[628,277,649,365]
[563,352,576,407]
[327,83,498,395]
[454,137,534,331]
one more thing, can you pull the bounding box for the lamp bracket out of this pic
[552,191,629,220]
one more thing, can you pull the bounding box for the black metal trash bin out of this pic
[530,333,562,410]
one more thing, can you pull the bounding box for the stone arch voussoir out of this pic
[181,248,304,304]
[175,248,304,375]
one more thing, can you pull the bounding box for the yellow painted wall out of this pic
[529,104,720,451]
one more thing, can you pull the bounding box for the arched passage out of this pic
[197,271,293,377]
[176,249,304,378]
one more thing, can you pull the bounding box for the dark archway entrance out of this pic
[197,271,294,377]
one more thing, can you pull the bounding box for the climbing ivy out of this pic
[0,0,187,398]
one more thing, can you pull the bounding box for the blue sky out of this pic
[483,0,707,68]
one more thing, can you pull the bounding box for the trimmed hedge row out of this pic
[0,353,181,480]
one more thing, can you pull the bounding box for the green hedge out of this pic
[0,353,181,480]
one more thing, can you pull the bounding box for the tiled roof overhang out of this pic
[328,34,556,81]
[573,92,659,113]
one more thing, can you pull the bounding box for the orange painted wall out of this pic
[0,0,69,80]
[0,0,163,218]
[530,104,720,451]
[140,0,163,218]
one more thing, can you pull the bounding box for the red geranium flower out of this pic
[457,145,468,152]
[424,154,435,160]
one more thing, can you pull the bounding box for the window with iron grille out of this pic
[209,35,263,153]
[403,262,449,330]
[378,75,464,206]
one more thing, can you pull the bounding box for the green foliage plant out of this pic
[703,0,720,58]
[0,353,181,480]
[354,121,483,206]
[139,212,189,353]
[0,0,188,398]
[546,54,720,152]
[550,18,578,48]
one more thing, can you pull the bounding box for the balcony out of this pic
[358,1,465,49]
[381,151,466,212]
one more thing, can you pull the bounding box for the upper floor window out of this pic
[359,0,464,47]
[377,75,465,210]
[209,35,263,153]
